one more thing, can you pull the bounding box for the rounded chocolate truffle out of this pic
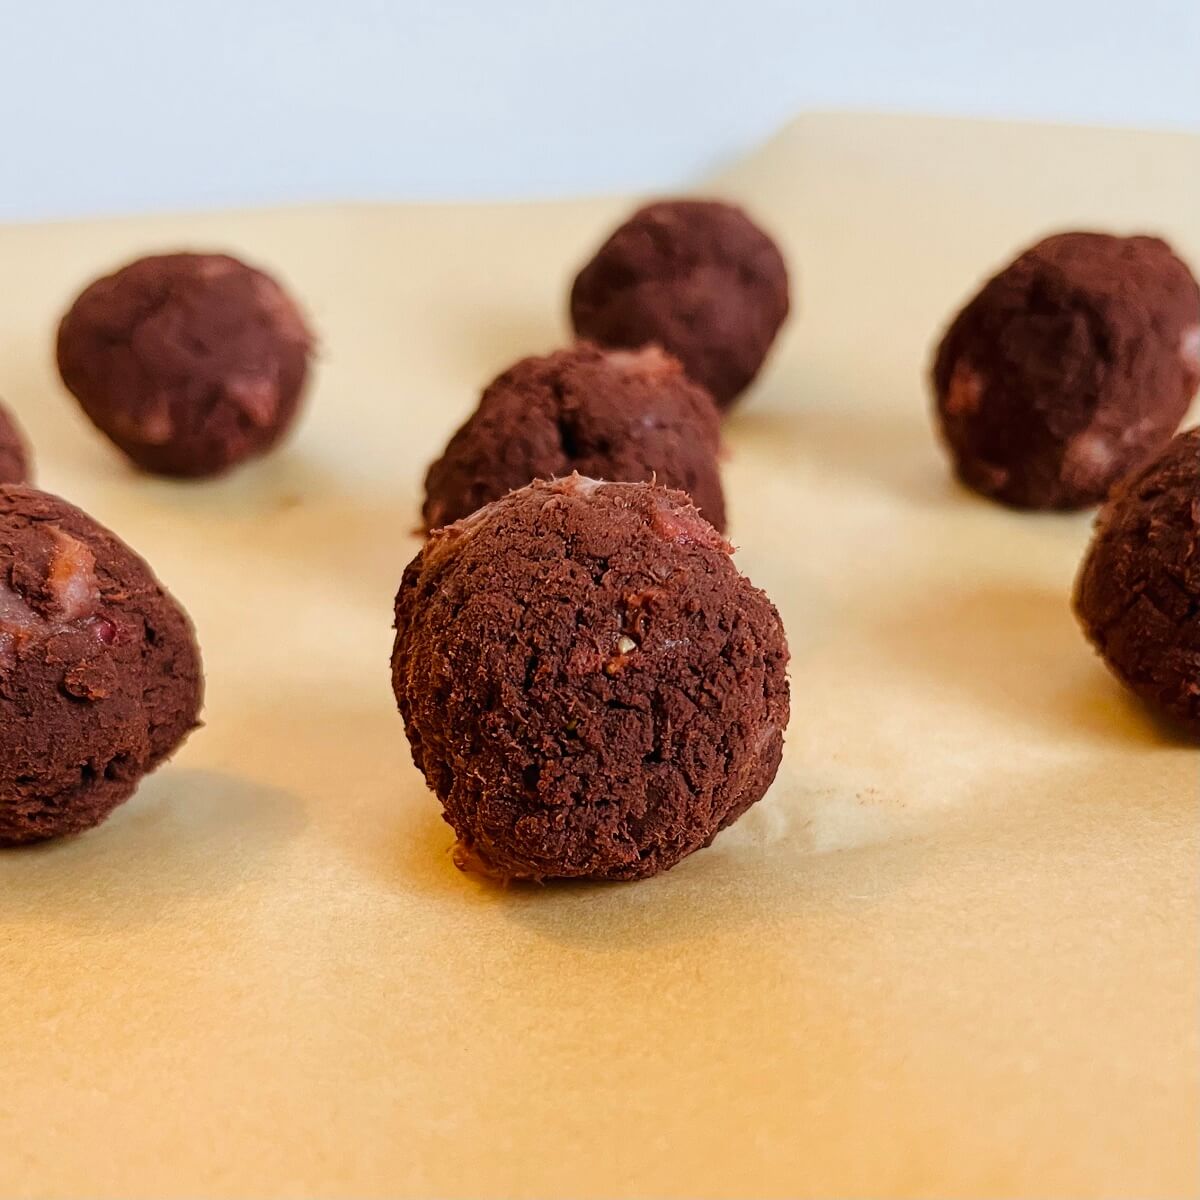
[57,252,313,478]
[1074,427,1200,738]
[423,342,726,532]
[393,475,790,881]
[569,199,790,410]
[0,487,203,844]
[932,232,1200,509]
[0,401,31,485]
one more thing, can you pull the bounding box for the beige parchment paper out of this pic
[0,114,1196,1200]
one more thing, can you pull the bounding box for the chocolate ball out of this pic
[0,487,203,844]
[932,232,1200,509]
[1074,427,1200,738]
[569,199,790,410]
[57,252,313,478]
[0,402,31,485]
[393,475,790,881]
[423,342,726,532]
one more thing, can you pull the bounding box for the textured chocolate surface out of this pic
[570,199,790,409]
[932,232,1200,509]
[393,476,789,881]
[423,342,726,531]
[0,487,203,844]
[0,402,31,485]
[1075,427,1200,738]
[57,252,312,478]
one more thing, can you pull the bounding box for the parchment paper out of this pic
[0,114,1196,1200]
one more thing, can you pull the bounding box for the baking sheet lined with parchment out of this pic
[0,113,1196,1200]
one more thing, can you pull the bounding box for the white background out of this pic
[3,0,1198,220]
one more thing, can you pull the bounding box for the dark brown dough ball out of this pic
[0,402,31,484]
[57,252,313,478]
[932,232,1200,509]
[0,487,203,844]
[393,475,790,882]
[569,199,790,409]
[423,342,726,532]
[1074,427,1200,737]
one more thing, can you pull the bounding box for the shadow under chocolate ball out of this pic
[57,252,313,479]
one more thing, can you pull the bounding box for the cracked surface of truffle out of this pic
[57,252,313,478]
[0,402,31,484]
[392,475,790,881]
[569,199,790,409]
[0,486,203,844]
[423,342,726,531]
[932,232,1200,509]
[1074,427,1200,738]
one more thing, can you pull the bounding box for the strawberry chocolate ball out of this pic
[393,475,790,881]
[0,487,203,844]
[57,252,313,478]
[570,199,790,410]
[1075,427,1200,737]
[0,401,31,485]
[423,342,726,532]
[932,232,1200,509]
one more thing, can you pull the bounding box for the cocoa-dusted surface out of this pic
[0,487,203,844]
[393,476,789,881]
[1075,427,1200,738]
[57,252,313,478]
[932,232,1200,509]
[569,199,790,410]
[0,402,31,485]
[423,342,726,532]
